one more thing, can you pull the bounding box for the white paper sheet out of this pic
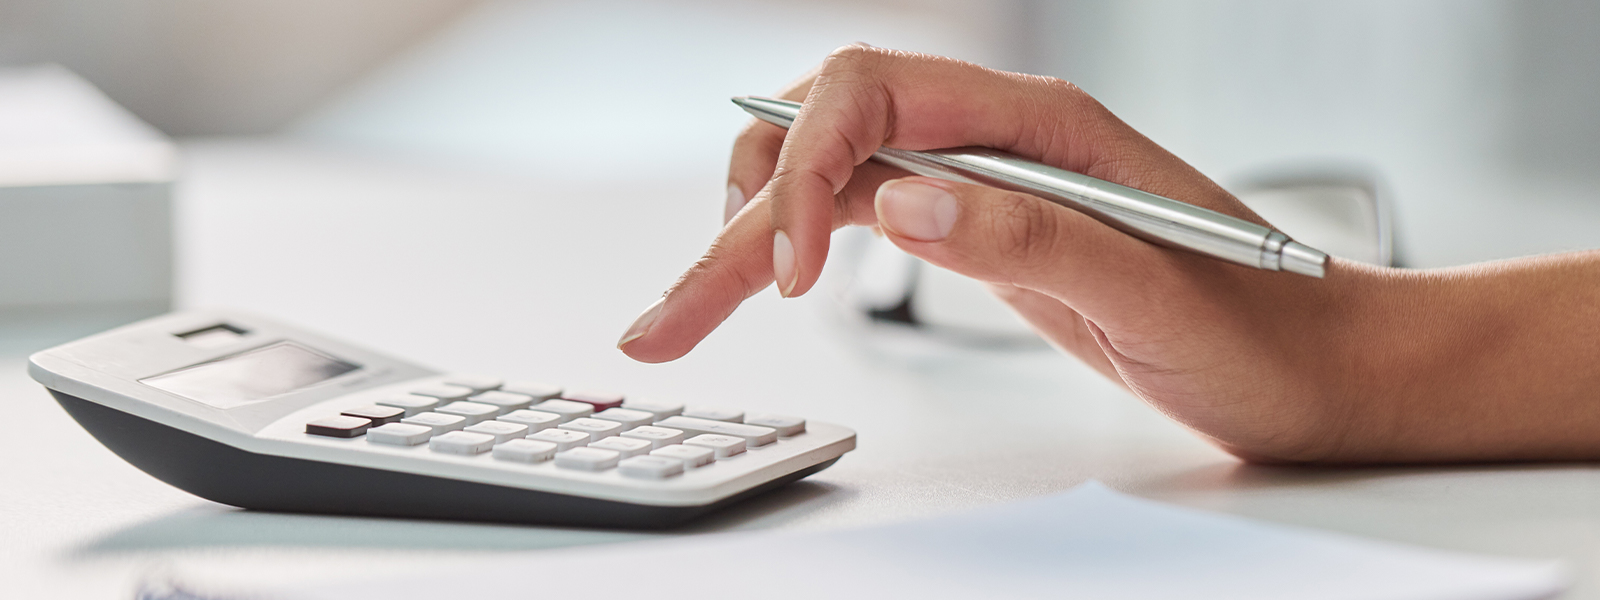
[257,482,1566,600]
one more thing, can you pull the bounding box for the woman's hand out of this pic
[616,45,1600,464]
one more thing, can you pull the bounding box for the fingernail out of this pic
[723,184,746,224]
[877,179,958,241]
[773,230,797,297]
[617,296,665,348]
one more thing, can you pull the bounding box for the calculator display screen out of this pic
[142,342,361,409]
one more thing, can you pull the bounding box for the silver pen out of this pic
[733,96,1328,278]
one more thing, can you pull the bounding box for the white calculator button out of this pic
[493,439,558,463]
[464,420,529,443]
[620,426,686,449]
[500,381,563,402]
[441,374,502,393]
[467,391,533,414]
[527,429,590,451]
[306,416,371,438]
[555,447,621,471]
[498,409,562,433]
[683,434,746,458]
[435,401,499,425]
[429,431,496,455]
[532,399,594,422]
[588,436,651,458]
[654,416,777,447]
[401,412,468,435]
[408,384,476,401]
[375,395,440,417]
[621,399,684,420]
[367,422,433,446]
[560,390,625,412]
[681,406,744,423]
[618,455,685,479]
[592,408,654,431]
[650,444,715,468]
[743,414,806,437]
[558,417,624,442]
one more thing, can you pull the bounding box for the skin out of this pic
[616,45,1600,464]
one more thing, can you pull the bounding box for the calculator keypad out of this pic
[303,375,815,481]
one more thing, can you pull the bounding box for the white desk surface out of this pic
[4,140,1598,599]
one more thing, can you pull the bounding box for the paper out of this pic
[256,482,1565,600]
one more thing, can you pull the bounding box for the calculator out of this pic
[27,310,856,529]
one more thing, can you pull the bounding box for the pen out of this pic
[732,96,1329,278]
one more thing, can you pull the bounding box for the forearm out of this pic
[1337,251,1600,462]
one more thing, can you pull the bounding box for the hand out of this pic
[616,45,1600,464]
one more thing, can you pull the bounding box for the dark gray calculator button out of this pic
[306,416,371,438]
[341,405,404,426]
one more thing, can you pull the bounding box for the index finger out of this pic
[620,45,1240,362]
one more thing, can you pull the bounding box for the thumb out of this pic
[873,176,1180,321]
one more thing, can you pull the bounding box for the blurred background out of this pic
[3,0,1600,356]
[8,5,1600,596]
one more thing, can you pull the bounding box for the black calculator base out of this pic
[51,390,839,530]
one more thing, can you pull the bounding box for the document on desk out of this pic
[255,482,1564,600]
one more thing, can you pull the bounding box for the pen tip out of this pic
[730,96,751,107]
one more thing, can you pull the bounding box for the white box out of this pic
[0,65,175,350]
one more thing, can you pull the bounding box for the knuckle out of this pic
[825,43,879,66]
[832,189,854,228]
[675,243,763,303]
[987,192,1062,276]
[1032,75,1100,112]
